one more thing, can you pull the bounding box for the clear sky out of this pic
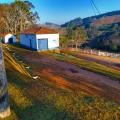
[0,0,120,24]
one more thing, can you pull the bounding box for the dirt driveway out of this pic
[22,52,120,103]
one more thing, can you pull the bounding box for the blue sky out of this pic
[0,0,120,24]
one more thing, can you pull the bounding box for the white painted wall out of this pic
[4,34,16,44]
[20,33,59,51]
[36,34,59,50]
[20,34,37,50]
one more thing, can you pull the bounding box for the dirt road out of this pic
[22,52,120,103]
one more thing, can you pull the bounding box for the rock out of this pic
[7,48,12,52]
[33,76,39,79]
[26,66,30,69]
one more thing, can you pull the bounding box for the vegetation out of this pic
[0,0,39,34]
[44,51,120,81]
[60,26,88,50]
[61,10,120,28]
[60,35,69,48]
[61,10,120,52]
[89,30,120,52]
[110,43,118,51]
[61,17,82,28]
[72,27,88,50]
[3,45,120,120]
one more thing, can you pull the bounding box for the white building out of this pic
[20,27,59,51]
[0,33,16,44]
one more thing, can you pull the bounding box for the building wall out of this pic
[4,34,16,44]
[20,34,37,50]
[36,34,59,50]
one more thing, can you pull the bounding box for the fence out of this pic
[80,49,120,58]
[0,41,10,118]
[67,48,120,58]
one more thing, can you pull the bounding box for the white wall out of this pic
[20,34,37,50]
[4,34,16,44]
[36,34,59,50]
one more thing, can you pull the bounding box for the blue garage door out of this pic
[38,39,48,50]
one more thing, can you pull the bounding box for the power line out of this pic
[90,0,97,16]
[90,0,101,15]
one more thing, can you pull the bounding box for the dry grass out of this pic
[3,45,120,120]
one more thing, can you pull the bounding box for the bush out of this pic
[110,44,118,51]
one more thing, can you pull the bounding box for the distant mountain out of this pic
[61,10,120,28]
[61,10,120,52]
[61,17,83,28]
[44,22,60,28]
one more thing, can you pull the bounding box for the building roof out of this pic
[0,33,12,37]
[21,26,58,35]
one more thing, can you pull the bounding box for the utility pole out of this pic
[0,38,10,118]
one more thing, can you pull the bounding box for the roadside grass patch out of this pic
[3,45,120,120]
[45,52,120,81]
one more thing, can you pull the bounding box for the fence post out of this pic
[0,39,10,118]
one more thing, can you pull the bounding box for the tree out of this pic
[0,0,39,35]
[112,24,119,35]
[110,43,118,51]
[73,27,88,51]
[11,0,39,33]
[87,26,100,39]
[0,4,10,33]
[60,35,69,48]
[66,27,75,48]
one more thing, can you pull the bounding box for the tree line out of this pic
[0,0,39,35]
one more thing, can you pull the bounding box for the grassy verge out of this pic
[42,51,120,81]
[3,45,120,120]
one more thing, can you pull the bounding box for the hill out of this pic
[61,10,120,52]
[61,10,120,28]
[61,17,82,28]
[44,22,61,28]
[89,31,120,51]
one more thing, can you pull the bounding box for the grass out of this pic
[42,51,120,81]
[3,45,120,120]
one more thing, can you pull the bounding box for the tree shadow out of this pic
[9,94,76,120]
[5,63,76,120]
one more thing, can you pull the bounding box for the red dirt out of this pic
[18,51,120,103]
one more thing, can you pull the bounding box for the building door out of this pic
[9,38,13,44]
[38,39,48,50]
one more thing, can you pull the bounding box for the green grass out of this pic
[3,45,120,120]
[44,51,120,81]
